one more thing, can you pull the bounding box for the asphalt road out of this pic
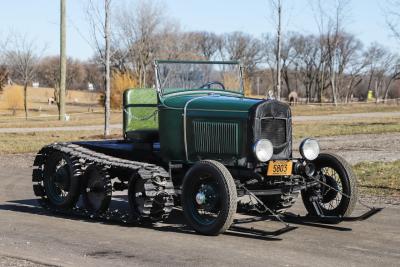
[0,154,399,267]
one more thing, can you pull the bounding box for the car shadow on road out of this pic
[0,198,284,241]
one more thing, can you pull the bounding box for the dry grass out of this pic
[0,85,100,106]
[354,160,400,197]
[291,102,400,116]
[0,85,100,116]
[0,85,111,128]
[0,111,122,128]
[0,130,121,154]
[292,117,400,139]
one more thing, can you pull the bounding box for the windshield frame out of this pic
[154,60,244,98]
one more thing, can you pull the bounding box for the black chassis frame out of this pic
[74,139,315,199]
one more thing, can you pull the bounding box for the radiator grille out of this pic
[260,118,287,147]
[193,121,239,154]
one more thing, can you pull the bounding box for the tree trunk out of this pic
[319,63,325,104]
[330,73,337,106]
[23,82,28,120]
[276,0,282,100]
[374,79,380,104]
[104,0,111,137]
[59,0,67,121]
[383,76,397,102]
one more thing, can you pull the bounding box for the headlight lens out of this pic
[253,139,273,162]
[300,138,320,160]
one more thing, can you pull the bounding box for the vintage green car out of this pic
[33,60,360,236]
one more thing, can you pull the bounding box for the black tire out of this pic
[128,174,146,218]
[301,153,358,217]
[181,160,237,236]
[128,173,173,221]
[43,151,81,209]
[82,164,112,213]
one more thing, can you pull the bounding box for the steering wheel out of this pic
[199,81,226,90]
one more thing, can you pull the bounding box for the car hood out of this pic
[161,93,263,113]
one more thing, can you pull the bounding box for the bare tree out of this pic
[223,32,263,95]
[280,33,303,98]
[267,0,284,99]
[86,0,113,136]
[36,56,86,105]
[0,65,9,92]
[224,32,263,71]
[191,31,220,60]
[341,57,365,103]
[0,32,10,92]
[385,0,400,43]
[309,0,351,105]
[291,34,321,103]
[263,34,277,94]
[382,56,400,101]
[116,0,164,87]
[6,35,42,120]
[363,43,400,102]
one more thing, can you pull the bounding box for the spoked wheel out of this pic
[82,164,112,213]
[43,151,81,209]
[182,160,237,236]
[302,153,358,217]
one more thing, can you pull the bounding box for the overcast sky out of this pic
[0,0,397,60]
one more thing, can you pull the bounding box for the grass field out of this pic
[0,130,121,154]
[292,117,400,139]
[290,102,399,116]
[354,160,400,197]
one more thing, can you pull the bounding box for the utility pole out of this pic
[276,0,282,100]
[59,0,66,120]
[104,0,111,137]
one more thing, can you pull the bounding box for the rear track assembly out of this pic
[32,142,174,224]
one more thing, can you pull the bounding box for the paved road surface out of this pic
[0,111,399,133]
[0,154,399,266]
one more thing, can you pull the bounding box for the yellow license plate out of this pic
[267,160,293,176]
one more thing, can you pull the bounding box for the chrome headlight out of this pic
[299,138,320,160]
[253,139,273,162]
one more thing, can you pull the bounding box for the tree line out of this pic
[91,0,400,103]
[1,0,400,111]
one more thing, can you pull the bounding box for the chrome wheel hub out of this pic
[196,191,206,205]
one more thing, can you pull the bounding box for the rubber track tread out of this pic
[32,142,174,224]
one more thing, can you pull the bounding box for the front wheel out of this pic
[182,160,237,236]
[301,153,358,217]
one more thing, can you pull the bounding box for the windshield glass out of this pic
[156,60,243,96]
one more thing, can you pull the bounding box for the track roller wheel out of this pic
[128,174,174,221]
[82,164,112,213]
[42,150,82,209]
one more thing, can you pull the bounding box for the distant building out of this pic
[32,82,40,88]
[88,83,95,91]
